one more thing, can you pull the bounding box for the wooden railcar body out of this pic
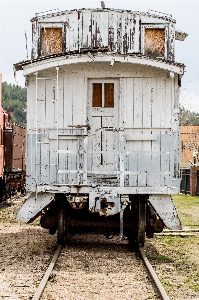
[0,74,26,199]
[15,8,188,244]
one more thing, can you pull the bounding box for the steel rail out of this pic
[31,242,169,300]
[139,246,170,300]
[32,244,62,300]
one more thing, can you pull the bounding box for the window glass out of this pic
[92,83,102,107]
[104,83,114,107]
[92,83,114,107]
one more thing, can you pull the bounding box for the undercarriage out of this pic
[40,194,164,247]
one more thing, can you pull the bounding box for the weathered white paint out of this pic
[87,79,119,174]
[16,8,187,228]
[148,195,182,230]
[30,9,184,61]
[23,54,184,76]
[25,60,181,195]
[34,185,180,195]
[16,192,54,223]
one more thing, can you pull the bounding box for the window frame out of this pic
[141,24,168,59]
[92,81,115,108]
[38,23,65,56]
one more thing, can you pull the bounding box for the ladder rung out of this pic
[37,99,56,102]
[37,121,57,123]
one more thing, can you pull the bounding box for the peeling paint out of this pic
[14,8,186,230]
[28,9,185,60]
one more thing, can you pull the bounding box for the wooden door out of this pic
[88,79,119,175]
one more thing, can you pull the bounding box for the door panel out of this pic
[88,79,119,175]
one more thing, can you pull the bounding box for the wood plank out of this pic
[133,78,143,128]
[123,78,133,128]
[49,139,57,184]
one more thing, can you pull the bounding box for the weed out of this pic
[148,254,174,263]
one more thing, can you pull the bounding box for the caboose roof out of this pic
[31,7,175,23]
[14,52,185,75]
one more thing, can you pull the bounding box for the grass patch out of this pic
[146,195,199,298]
[172,194,199,228]
[147,235,199,297]
[148,254,174,263]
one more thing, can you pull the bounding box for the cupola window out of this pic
[41,28,62,55]
[144,28,165,57]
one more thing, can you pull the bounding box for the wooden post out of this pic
[190,166,199,196]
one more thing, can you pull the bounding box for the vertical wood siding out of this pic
[26,66,179,190]
[121,77,176,187]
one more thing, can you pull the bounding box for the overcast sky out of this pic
[0,0,199,111]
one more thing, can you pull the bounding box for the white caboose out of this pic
[15,7,187,246]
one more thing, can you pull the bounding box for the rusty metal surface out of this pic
[32,245,62,300]
[139,247,170,300]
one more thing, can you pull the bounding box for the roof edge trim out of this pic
[14,53,185,76]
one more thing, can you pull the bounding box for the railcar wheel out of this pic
[57,197,68,246]
[130,197,146,249]
[137,199,146,246]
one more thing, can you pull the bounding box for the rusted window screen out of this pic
[145,29,165,57]
[41,28,62,55]
[92,83,102,107]
[104,83,114,107]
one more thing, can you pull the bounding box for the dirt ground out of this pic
[0,196,199,300]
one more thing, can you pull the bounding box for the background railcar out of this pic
[0,73,26,200]
[4,123,26,196]
[15,7,187,246]
[0,73,4,199]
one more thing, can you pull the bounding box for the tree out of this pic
[2,82,26,126]
[179,105,199,126]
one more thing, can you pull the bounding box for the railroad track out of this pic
[31,234,170,300]
[32,245,62,300]
[139,247,170,300]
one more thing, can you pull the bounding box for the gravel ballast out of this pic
[0,196,199,299]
